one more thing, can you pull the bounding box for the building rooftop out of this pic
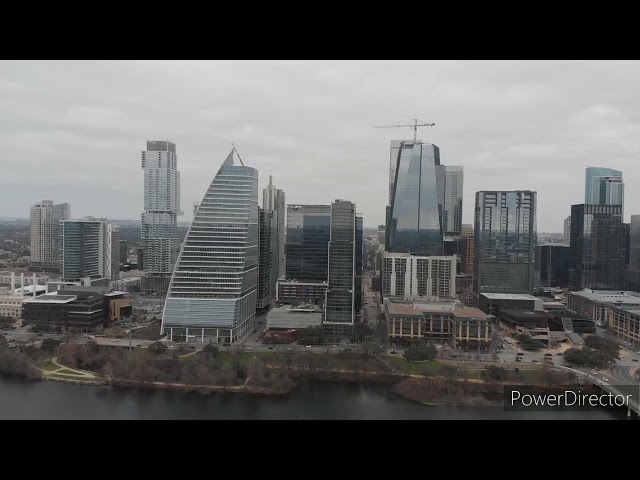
[452,307,490,319]
[611,307,640,316]
[266,306,323,330]
[13,285,48,296]
[570,289,640,304]
[388,304,423,316]
[500,309,548,320]
[59,285,113,294]
[23,294,77,304]
[481,293,539,301]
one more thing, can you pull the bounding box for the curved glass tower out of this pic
[585,167,624,216]
[388,142,443,255]
[161,150,258,344]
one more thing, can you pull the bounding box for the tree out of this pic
[584,335,620,358]
[359,341,383,360]
[202,343,220,357]
[441,364,459,381]
[0,335,6,346]
[564,347,617,369]
[404,343,437,361]
[515,334,545,351]
[218,364,236,389]
[541,366,562,387]
[483,365,508,381]
[148,341,168,354]
[370,276,381,292]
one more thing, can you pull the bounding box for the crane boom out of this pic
[374,118,435,142]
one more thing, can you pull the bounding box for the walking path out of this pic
[40,357,97,379]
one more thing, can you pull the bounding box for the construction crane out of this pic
[374,119,435,142]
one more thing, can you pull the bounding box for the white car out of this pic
[602,377,609,382]
[305,345,312,348]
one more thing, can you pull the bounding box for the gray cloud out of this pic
[1,60,639,231]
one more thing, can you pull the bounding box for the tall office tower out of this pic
[105,224,120,280]
[535,244,570,288]
[460,236,475,275]
[569,204,624,291]
[563,216,571,246]
[324,200,356,337]
[585,167,624,216]
[256,207,274,315]
[285,205,331,281]
[61,217,107,281]
[262,175,286,281]
[623,223,630,267]
[474,191,537,296]
[388,142,443,255]
[388,140,413,204]
[354,214,364,313]
[438,165,464,238]
[627,215,640,291]
[119,240,128,264]
[141,140,181,276]
[30,200,70,270]
[162,150,258,344]
[461,224,474,238]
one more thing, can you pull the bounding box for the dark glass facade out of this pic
[474,191,537,296]
[388,143,443,256]
[285,205,331,282]
[61,220,103,281]
[324,200,356,337]
[535,244,570,288]
[257,208,274,314]
[569,204,624,291]
[355,214,363,313]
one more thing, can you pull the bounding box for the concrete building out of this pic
[141,140,182,292]
[478,293,544,316]
[461,224,474,239]
[265,304,323,331]
[119,240,128,264]
[106,224,120,280]
[569,204,624,291]
[546,310,596,334]
[608,306,640,347]
[0,296,27,320]
[30,200,70,270]
[460,236,475,275]
[381,252,456,301]
[566,289,640,325]
[110,276,141,292]
[324,200,356,337]
[276,280,327,305]
[474,191,537,297]
[161,149,258,344]
[384,299,492,346]
[22,286,130,333]
[498,309,550,343]
[262,175,286,282]
[563,216,571,246]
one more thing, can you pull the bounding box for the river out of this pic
[0,376,630,420]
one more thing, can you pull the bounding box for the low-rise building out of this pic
[385,300,493,347]
[546,310,596,334]
[265,304,323,331]
[566,289,640,325]
[478,293,544,316]
[0,295,27,320]
[22,286,130,333]
[110,276,141,292]
[607,306,640,347]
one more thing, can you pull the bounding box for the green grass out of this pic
[385,355,443,375]
[56,369,85,376]
[40,361,60,371]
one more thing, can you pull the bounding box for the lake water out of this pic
[0,376,629,420]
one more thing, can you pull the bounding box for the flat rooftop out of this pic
[452,307,490,319]
[388,304,423,316]
[23,293,77,304]
[266,306,323,330]
[500,309,549,320]
[570,289,640,304]
[481,293,539,301]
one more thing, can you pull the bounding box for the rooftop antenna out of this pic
[374,119,435,142]
[231,143,244,166]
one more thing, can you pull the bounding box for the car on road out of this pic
[390,351,397,354]
[557,352,563,355]
[517,353,524,356]
[544,353,552,356]
[245,347,252,350]
[305,345,312,348]
[268,347,273,350]
[223,343,230,346]
[532,359,538,362]
[633,358,638,362]
[602,377,609,382]
[253,329,257,333]
[112,339,119,342]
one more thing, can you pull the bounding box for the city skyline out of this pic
[3,61,640,231]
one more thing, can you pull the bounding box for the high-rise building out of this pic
[61,217,117,281]
[460,236,475,275]
[30,200,70,270]
[461,224,474,238]
[161,150,258,344]
[141,140,181,277]
[136,247,144,270]
[388,140,413,205]
[438,165,464,238]
[355,214,364,314]
[535,244,570,288]
[585,167,624,217]
[388,142,443,256]
[569,204,624,291]
[629,215,640,273]
[105,224,120,280]
[285,205,331,282]
[563,216,571,246]
[623,223,630,267]
[382,252,456,300]
[263,175,286,282]
[324,200,356,337]
[257,207,274,315]
[119,240,128,264]
[474,191,537,296]
[377,224,385,245]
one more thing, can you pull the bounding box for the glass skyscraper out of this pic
[585,167,624,217]
[569,204,624,291]
[474,191,537,296]
[161,150,258,344]
[256,207,274,315]
[324,200,356,337]
[388,142,443,256]
[285,205,331,282]
[437,165,464,238]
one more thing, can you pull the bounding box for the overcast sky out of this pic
[1,60,638,231]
